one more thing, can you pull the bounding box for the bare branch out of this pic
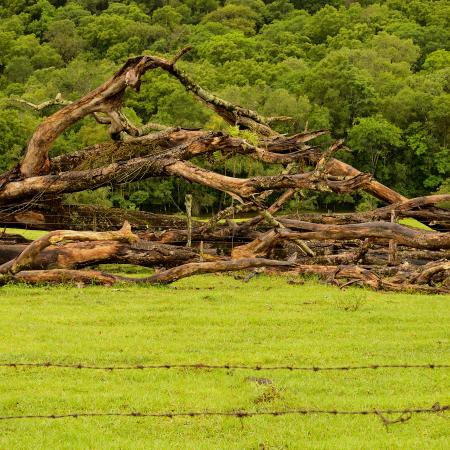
[9,93,72,111]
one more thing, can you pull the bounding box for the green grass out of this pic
[0,276,449,449]
[398,218,434,230]
[2,227,47,240]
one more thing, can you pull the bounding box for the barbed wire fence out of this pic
[1,361,449,371]
[0,404,448,429]
[1,360,449,428]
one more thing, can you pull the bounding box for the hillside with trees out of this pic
[1,0,448,215]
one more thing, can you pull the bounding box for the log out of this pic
[12,269,119,286]
[0,222,136,276]
[410,260,450,285]
[11,258,294,286]
[0,240,199,269]
[277,221,450,250]
[0,154,371,204]
[143,258,294,284]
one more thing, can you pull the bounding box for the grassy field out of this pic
[0,275,449,449]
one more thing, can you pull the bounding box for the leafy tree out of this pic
[264,0,295,22]
[152,5,183,30]
[422,49,450,71]
[348,115,403,181]
[0,107,39,171]
[304,48,376,134]
[202,3,262,34]
[45,19,85,62]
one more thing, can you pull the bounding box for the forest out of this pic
[1,0,449,215]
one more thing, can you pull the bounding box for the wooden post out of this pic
[185,194,192,247]
[199,240,204,262]
[388,210,397,265]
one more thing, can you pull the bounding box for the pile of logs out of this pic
[0,48,449,292]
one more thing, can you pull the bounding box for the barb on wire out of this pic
[0,404,447,428]
[375,410,413,429]
[1,362,448,371]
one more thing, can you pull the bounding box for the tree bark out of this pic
[0,240,199,269]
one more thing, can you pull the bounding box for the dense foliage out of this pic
[0,0,449,213]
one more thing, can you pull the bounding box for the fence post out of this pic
[388,210,397,265]
[185,194,192,247]
[199,240,204,262]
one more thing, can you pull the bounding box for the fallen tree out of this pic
[0,49,448,292]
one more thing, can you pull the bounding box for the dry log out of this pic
[143,258,293,284]
[277,221,450,250]
[409,260,450,285]
[230,220,450,263]
[12,269,119,286]
[0,222,136,276]
[275,264,449,293]
[284,264,382,289]
[0,240,199,269]
[11,258,294,286]
[232,230,280,259]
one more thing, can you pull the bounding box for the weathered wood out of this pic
[409,260,450,285]
[0,241,199,269]
[19,54,180,177]
[277,221,450,250]
[0,150,371,205]
[0,222,136,276]
[11,269,119,286]
[144,258,294,284]
[10,258,294,286]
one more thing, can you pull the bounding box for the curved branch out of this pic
[19,53,176,177]
[143,258,293,284]
[166,160,371,199]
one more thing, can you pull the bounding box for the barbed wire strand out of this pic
[0,404,447,428]
[1,362,448,371]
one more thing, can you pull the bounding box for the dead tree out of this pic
[0,49,449,292]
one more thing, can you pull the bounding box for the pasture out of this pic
[0,274,449,449]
